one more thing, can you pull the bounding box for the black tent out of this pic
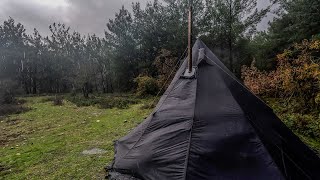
[107,40,320,180]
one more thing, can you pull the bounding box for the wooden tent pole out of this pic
[188,0,193,73]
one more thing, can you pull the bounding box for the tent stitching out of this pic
[182,78,198,180]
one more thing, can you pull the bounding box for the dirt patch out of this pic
[0,164,11,176]
[82,148,107,155]
[5,118,22,126]
[6,133,21,139]
[0,139,8,146]
[0,131,24,146]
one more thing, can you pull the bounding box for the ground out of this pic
[0,95,152,179]
[0,95,319,179]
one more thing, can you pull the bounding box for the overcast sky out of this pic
[0,0,273,37]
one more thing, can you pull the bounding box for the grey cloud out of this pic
[0,0,274,37]
[0,0,148,37]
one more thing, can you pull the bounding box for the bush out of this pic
[281,113,320,139]
[40,96,64,106]
[2,92,14,104]
[0,104,30,116]
[154,49,178,89]
[65,95,139,109]
[241,61,282,96]
[65,96,98,107]
[40,96,56,103]
[0,79,17,104]
[98,97,139,109]
[134,76,159,97]
[266,97,320,141]
[53,96,64,106]
[242,38,320,110]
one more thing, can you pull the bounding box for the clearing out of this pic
[0,95,319,179]
[0,95,152,179]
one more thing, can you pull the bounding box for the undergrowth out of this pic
[65,94,140,109]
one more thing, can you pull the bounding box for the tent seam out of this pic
[182,77,198,180]
[203,54,275,111]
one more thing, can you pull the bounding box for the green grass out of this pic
[1,95,319,179]
[0,95,152,179]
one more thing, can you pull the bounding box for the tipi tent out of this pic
[107,40,320,180]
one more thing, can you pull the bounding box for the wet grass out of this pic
[0,95,152,179]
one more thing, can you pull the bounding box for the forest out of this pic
[0,0,318,97]
[0,0,278,95]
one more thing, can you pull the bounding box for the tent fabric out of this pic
[106,39,320,180]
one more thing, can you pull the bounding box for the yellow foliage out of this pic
[242,38,320,108]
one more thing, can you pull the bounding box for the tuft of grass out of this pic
[0,95,152,179]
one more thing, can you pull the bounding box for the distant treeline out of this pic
[0,0,319,99]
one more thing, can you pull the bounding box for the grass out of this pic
[0,95,319,179]
[0,95,153,179]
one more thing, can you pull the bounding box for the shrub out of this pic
[0,104,30,116]
[154,49,178,89]
[98,97,139,109]
[53,96,64,106]
[2,91,15,104]
[281,113,320,139]
[0,79,18,104]
[266,97,320,141]
[65,95,98,107]
[242,38,320,109]
[40,96,64,106]
[40,96,56,103]
[241,60,282,96]
[134,76,159,97]
[65,95,139,109]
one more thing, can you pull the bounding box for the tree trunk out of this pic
[32,77,37,94]
[229,37,233,72]
[228,0,233,72]
[83,82,89,98]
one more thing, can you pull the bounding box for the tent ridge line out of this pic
[203,53,274,112]
[182,79,198,180]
